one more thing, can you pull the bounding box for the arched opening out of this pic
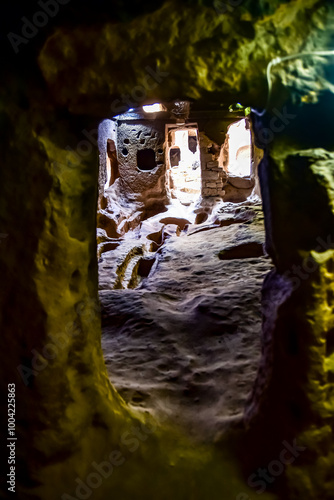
[105,139,119,188]
[226,119,252,178]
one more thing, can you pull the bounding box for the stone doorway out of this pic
[166,125,201,205]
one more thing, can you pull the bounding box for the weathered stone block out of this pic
[207,161,219,168]
[200,153,213,162]
[202,170,218,181]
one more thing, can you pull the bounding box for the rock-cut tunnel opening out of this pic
[96,100,268,438]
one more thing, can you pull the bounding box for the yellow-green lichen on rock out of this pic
[38,0,334,116]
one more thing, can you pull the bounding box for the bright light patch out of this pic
[174,130,199,170]
[227,119,251,177]
[142,103,165,113]
[168,128,201,205]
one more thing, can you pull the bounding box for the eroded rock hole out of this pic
[137,149,157,171]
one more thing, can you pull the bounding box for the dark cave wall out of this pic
[244,92,334,499]
[1,0,334,499]
[0,90,140,497]
[37,0,331,115]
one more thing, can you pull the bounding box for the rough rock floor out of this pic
[99,201,273,441]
